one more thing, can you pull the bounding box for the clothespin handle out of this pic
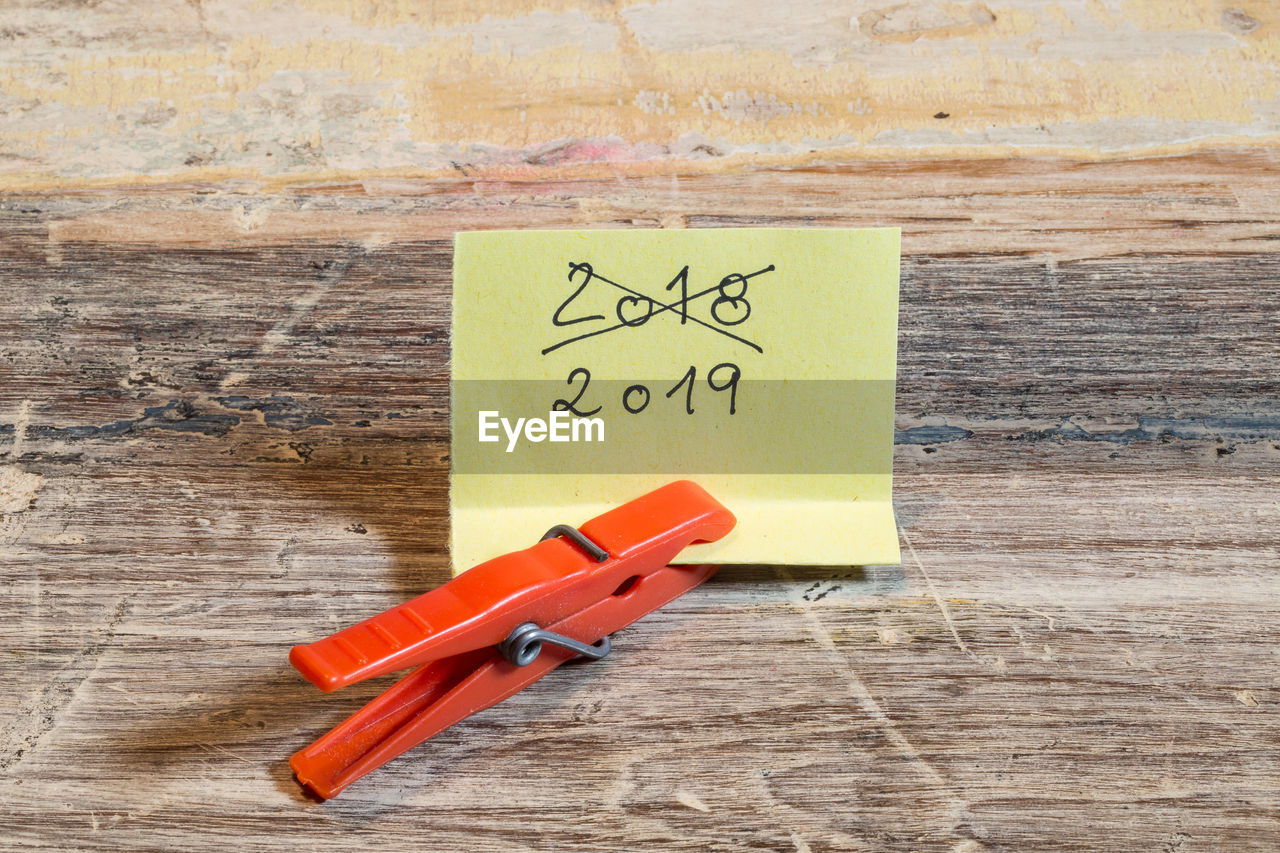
[288,480,735,799]
[291,480,734,692]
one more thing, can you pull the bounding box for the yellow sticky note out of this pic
[450,228,901,574]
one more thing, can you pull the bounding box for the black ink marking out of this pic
[552,262,607,327]
[665,365,697,415]
[664,265,690,324]
[622,384,651,414]
[551,367,602,416]
[707,362,741,415]
[615,295,655,327]
[710,272,753,326]
[541,263,775,355]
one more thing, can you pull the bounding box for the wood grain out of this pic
[1,0,1278,188]
[1,150,1278,850]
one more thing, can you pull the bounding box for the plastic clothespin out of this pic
[288,480,735,799]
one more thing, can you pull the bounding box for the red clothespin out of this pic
[288,480,735,799]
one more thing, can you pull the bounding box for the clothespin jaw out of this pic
[288,480,734,799]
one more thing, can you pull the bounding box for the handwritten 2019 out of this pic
[544,260,775,416]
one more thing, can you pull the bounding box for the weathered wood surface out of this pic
[1,151,1278,850]
[2,0,1279,188]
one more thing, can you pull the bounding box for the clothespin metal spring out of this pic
[492,523,616,666]
[540,523,609,562]
[499,622,611,666]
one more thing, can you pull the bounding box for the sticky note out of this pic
[450,228,900,574]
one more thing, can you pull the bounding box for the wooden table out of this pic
[2,3,1278,850]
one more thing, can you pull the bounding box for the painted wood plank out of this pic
[1,1,1278,188]
[2,152,1278,850]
